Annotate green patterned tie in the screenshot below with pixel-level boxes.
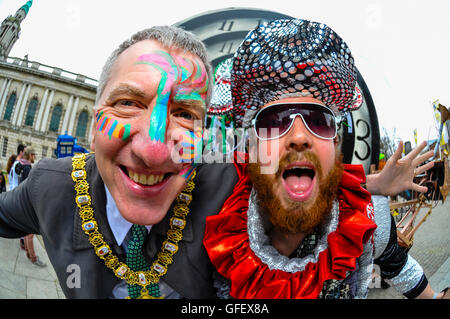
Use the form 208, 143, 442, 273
126, 224, 160, 298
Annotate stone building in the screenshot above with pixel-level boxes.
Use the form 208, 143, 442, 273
0, 1, 96, 170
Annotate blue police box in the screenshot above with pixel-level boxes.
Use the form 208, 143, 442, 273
55, 133, 89, 158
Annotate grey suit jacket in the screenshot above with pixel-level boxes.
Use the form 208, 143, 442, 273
0, 154, 238, 298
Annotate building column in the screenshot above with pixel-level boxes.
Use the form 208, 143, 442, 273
67, 96, 79, 135
0, 78, 8, 102
39, 89, 54, 132
34, 88, 49, 131
0, 78, 11, 118
61, 95, 74, 133
11, 81, 27, 125
15, 83, 31, 126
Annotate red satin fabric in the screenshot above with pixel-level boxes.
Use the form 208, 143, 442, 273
203, 163, 377, 299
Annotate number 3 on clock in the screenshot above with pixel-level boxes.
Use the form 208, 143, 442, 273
355, 119, 371, 161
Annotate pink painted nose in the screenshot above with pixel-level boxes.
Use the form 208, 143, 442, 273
133, 136, 173, 167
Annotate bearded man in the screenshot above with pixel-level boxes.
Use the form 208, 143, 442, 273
203, 19, 447, 299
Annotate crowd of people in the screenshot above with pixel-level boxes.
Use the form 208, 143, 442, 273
0, 18, 447, 300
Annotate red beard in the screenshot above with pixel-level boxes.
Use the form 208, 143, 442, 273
247, 150, 343, 234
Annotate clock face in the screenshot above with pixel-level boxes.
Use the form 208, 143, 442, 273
340, 72, 380, 173
175, 8, 380, 173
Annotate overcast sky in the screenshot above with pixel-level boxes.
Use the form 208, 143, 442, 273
1, 0, 449, 144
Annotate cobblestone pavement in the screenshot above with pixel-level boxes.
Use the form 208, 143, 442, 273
368, 198, 450, 298
0, 198, 447, 299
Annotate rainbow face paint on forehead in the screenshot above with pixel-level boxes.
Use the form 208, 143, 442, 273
172, 56, 208, 103
96, 111, 131, 141
136, 50, 208, 143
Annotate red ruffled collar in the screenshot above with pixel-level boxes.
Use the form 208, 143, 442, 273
203, 163, 377, 299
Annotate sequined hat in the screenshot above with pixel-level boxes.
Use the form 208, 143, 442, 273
208, 58, 233, 115
230, 19, 363, 128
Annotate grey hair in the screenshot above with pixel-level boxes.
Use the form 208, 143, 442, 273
95, 25, 212, 107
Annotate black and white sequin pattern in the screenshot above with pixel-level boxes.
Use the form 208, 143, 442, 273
208, 58, 233, 115
230, 19, 362, 128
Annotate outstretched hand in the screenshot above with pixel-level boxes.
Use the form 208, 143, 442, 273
366, 141, 435, 196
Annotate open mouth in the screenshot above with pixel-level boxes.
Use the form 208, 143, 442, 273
120, 165, 173, 187
282, 165, 316, 200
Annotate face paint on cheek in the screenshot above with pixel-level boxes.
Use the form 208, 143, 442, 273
178, 130, 195, 163
175, 128, 202, 180
95, 111, 131, 141
177, 129, 203, 163
179, 164, 196, 180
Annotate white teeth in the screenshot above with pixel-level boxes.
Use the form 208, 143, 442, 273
128, 169, 164, 186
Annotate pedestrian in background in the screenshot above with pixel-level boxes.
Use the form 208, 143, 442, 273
6, 150, 23, 249
15, 147, 46, 267
8, 144, 25, 191
6, 154, 16, 178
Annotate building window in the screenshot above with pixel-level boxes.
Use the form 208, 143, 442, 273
3, 92, 16, 121
75, 110, 88, 138
2, 137, 8, 157
24, 98, 38, 126
49, 104, 62, 132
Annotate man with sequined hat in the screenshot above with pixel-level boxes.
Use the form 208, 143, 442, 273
203, 18, 448, 299
0, 25, 238, 299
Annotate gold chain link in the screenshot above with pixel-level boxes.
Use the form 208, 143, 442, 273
72, 153, 195, 288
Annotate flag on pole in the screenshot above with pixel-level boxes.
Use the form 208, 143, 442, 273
413, 128, 418, 146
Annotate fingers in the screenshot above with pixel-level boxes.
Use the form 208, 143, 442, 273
406, 140, 428, 160
413, 150, 435, 167
414, 160, 435, 175
390, 140, 404, 162
412, 183, 429, 193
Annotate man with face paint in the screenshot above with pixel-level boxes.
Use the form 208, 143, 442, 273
0, 25, 239, 299
203, 19, 448, 299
